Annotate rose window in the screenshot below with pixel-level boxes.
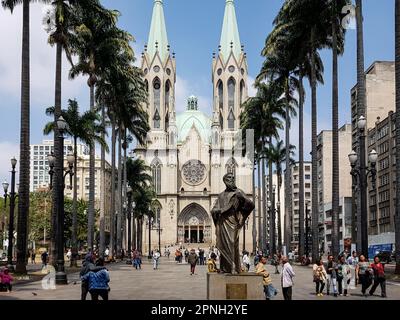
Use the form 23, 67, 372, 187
182, 160, 206, 185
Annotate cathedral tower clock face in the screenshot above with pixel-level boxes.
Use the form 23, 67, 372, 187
182, 160, 207, 185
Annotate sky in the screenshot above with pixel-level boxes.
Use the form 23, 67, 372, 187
0, 0, 396, 184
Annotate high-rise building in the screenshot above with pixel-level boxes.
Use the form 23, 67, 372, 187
366, 111, 396, 254
289, 161, 312, 251
30, 140, 88, 192
30, 140, 112, 233
317, 124, 353, 253
351, 61, 395, 248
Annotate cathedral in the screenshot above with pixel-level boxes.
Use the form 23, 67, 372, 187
136, 0, 254, 250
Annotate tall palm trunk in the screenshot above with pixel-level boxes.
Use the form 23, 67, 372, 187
116, 128, 123, 257
257, 158, 262, 251
132, 216, 136, 250
298, 74, 305, 259
70, 136, 78, 267
331, 6, 340, 260
122, 130, 128, 251
310, 29, 319, 263
261, 145, 267, 252
284, 78, 292, 254
268, 139, 274, 254
110, 117, 116, 258
355, 0, 366, 250
15, 0, 30, 274
50, 39, 62, 268
394, 0, 400, 275
99, 105, 106, 258
252, 163, 257, 254
87, 84, 95, 250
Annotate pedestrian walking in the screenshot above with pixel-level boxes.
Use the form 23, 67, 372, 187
80, 258, 110, 301
356, 254, 373, 297
337, 255, 351, 296
281, 256, 295, 300
242, 251, 250, 272
346, 251, 359, 288
41, 250, 48, 269
184, 249, 189, 263
288, 251, 294, 264
313, 259, 327, 297
325, 255, 338, 296
256, 256, 278, 300
153, 250, 161, 270
188, 249, 199, 275
79, 253, 106, 300
66, 248, 72, 262
31, 250, 36, 264
369, 256, 387, 298
0, 268, 13, 293
273, 254, 280, 274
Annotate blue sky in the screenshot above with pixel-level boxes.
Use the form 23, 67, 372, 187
0, 0, 395, 181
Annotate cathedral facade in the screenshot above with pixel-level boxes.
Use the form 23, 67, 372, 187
135, 0, 254, 250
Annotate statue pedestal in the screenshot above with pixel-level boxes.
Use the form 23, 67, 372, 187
207, 273, 264, 300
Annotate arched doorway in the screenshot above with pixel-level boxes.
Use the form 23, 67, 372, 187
178, 204, 211, 244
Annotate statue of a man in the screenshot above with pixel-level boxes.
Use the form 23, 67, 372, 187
211, 173, 255, 273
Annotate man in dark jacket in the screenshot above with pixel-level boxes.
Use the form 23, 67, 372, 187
188, 249, 199, 275
80, 253, 105, 300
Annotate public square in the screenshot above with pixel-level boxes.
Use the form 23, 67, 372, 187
1, 256, 399, 301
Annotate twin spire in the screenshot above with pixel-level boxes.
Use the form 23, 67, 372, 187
146, 0, 242, 63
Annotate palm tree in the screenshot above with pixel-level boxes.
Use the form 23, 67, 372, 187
126, 158, 152, 250
2, 0, 51, 273
43, 99, 108, 266
69, 2, 124, 250
241, 82, 290, 252
257, 53, 298, 254
43, 0, 77, 267
267, 140, 296, 252
395, 0, 400, 275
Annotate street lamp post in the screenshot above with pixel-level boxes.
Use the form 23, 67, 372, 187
270, 184, 276, 255
4, 158, 18, 271
277, 201, 281, 252
305, 201, 310, 258
267, 200, 271, 255
49, 116, 74, 284
2, 181, 9, 253
148, 215, 153, 259
158, 218, 161, 253
348, 115, 377, 258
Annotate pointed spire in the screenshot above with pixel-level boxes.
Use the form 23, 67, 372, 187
147, 0, 169, 62
219, 0, 242, 63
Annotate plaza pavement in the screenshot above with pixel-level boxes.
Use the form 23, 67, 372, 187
1, 257, 400, 300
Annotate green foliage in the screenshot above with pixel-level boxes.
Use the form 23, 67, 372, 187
28, 191, 51, 243
63, 197, 92, 243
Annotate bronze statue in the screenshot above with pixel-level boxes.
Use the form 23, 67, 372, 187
211, 173, 255, 273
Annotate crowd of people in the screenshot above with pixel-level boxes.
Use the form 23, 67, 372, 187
312, 251, 387, 298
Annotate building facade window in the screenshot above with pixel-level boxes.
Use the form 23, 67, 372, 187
153, 78, 161, 128
151, 159, 162, 195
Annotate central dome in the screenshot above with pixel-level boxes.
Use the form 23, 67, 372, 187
176, 96, 212, 144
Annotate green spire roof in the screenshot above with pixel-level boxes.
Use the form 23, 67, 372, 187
219, 0, 242, 63
147, 0, 169, 62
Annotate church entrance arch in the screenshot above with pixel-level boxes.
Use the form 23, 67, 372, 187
177, 203, 211, 244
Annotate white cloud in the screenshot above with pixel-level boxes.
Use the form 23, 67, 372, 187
0, 142, 20, 184
0, 4, 91, 110
247, 75, 257, 97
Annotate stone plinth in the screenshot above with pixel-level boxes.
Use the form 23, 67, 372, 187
207, 272, 264, 300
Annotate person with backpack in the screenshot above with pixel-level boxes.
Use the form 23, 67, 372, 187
313, 258, 327, 297
337, 255, 351, 296
281, 256, 295, 300
0, 268, 13, 293
41, 250, 48, 269
369, 256, 387, 298
242, 251, 250, 272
